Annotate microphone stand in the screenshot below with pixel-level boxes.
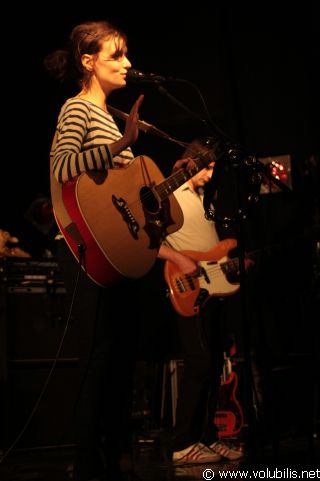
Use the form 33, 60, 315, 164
204, 149, 293, 466
157, 83, 261, 461
157, 85, 213, 132
108, 104, 189, 149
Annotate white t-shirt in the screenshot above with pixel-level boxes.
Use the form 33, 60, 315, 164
165, 183, 219, 252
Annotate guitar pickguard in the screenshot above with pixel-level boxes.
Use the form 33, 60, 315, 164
194, 288, 209, 311
142, 195, 176, 249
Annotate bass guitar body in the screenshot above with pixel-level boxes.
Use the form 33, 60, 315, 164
164, 239, 240, 317
214, 355, 244, 438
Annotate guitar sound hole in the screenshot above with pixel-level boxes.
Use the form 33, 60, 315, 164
140, 186, 160, 214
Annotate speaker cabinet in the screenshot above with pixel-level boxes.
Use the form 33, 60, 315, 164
5, 290, 77, 361
0, 286, 84, 450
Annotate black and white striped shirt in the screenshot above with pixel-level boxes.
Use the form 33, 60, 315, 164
52, 98, 134, 183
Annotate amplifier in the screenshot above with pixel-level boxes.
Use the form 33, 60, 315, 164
0, 256, 66, 293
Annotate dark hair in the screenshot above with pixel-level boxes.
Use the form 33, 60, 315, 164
44, 20, 127, 88
184, 137, 217, 163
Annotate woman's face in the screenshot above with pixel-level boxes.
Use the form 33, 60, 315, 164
85, 37, 132, 91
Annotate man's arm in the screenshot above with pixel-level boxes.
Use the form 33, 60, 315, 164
158, 244, 198, 275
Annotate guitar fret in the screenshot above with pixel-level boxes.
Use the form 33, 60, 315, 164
229, 259, 239, 271
156, 158, 208, 201
163, 185, 172, 196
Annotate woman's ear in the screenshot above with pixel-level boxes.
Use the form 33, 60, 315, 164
81, 54, 94, 72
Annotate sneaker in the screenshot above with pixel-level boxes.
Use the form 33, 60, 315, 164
173, 442, 221, 465
209, 441, 244, 461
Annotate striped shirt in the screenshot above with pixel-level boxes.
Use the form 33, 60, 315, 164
52, 98, 134, 183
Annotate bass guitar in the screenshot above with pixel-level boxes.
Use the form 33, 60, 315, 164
164, 239, 243, 317
56, 153, 214, 287
214, 353, 244, 438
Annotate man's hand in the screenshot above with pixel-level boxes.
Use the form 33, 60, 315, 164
172, 157, 197, 174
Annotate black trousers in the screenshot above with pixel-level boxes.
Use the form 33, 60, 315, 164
56, 240, 141, 480
171, 298, 226, 451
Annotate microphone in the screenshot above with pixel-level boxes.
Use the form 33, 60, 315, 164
126, 69, 182, 83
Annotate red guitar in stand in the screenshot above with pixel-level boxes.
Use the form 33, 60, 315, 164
213, 350, 244, 438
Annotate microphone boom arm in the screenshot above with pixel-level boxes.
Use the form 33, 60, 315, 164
108, 105, 188, 148
157, 85, 213, 132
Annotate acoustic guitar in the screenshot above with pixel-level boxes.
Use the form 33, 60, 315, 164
56, 154, 214, 287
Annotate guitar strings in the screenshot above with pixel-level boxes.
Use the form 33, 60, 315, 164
126, 145, 217, 208
95, 148, 218, 255
89, 143, 227, 260
173, 266, 238, 291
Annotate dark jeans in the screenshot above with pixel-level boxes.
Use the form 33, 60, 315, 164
56, 240, 141, 480
172, 298, 226, 451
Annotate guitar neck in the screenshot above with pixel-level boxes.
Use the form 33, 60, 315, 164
155, 141, 224, 201
221, 258, 239, 274
220, 246, 261, 275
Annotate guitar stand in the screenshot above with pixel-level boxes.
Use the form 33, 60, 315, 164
160, 359, 180, 427
237, 230, 260, 463
160, 359, 189, 429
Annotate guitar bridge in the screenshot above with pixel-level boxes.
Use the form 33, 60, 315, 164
112, 195, 139, 239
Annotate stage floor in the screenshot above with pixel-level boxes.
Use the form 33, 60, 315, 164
0, 429, 319, 480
